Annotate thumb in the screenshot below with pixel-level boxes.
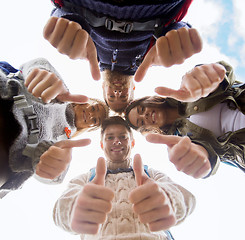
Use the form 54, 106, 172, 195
57, 92, 89, 104
133, 154, 149, 186
55, 138, 91, 149
134, 46, 155, 82
87, 37, 101, 81
92, 157, 107, 186
155, 86, 191, 101
145, 133, 180, 147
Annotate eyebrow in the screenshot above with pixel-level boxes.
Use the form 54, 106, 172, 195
105, 131, 127, 136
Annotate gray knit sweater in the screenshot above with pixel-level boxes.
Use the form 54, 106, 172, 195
0, 58, 76, 197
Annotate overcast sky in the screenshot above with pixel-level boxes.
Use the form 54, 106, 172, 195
0, 1, 244, 240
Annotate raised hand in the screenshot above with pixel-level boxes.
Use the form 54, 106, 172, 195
155, 63, 226, 102
129, 154, 176, 231
135, 28, 202, 82
25, 68, 88, 103
43, 17, 100, 80
70, 157, 114, 234
146, 133, 211, 178
36, 138, 91, 179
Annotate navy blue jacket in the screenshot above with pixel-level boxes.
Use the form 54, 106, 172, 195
51, 0, 192, 75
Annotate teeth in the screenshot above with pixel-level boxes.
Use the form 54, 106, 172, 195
152, 112, 155, 123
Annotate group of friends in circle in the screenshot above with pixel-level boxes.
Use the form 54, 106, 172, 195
0, 0, 244, 239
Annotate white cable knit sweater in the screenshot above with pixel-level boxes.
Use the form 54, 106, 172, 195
53, 160, 195, 239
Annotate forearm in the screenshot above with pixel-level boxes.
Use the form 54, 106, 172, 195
53, 173, 89, 233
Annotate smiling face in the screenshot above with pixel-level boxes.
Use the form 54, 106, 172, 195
128, 105, 167, 129
102, 70, 134, 112
101, 124, 133, 163
74, 103, 107, 129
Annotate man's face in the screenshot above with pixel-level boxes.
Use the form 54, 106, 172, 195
102, 76, 134, 112
101, 124, 133, 162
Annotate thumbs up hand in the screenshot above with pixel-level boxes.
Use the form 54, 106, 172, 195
129, 154, 176, 231
36, 138, 91, 179
25, 68, 88, 104
146, 133, 211, 179
43, 17, 100, 81
70, 157, 114, 235
134, 28, 202, 82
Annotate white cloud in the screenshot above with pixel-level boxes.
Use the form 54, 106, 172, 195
232, 0, 245, 66
184, 0, 224, 41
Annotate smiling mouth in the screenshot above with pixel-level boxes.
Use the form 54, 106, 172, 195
151, 111, 156, 124
111, 147, 124, 152
83, 111, 87, 122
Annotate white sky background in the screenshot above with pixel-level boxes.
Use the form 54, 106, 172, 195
0, 1, 244, 240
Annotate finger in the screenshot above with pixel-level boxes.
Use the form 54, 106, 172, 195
212, 63, 226, 80
43, 16, 59, 40
181, 74, 202, 100
148, 215, 176, 232
25, 68, 39, 87
57, 21, 82, 55
69, 28, 89, 59
87, 37, 100, 81
83, 183, 114, 201
168, 136, 192, 165
56, 92, 89, 103
74, 209, 107, 224
46, 17, 69, 48
138, 205, 171, 224
55, 139, 91, 149
193, 160, 211, 179
134, 46, 155, 82
26, 70, 49, 93
145, 133, 180, 146
129, 179, 156, 204
133, 191, 167, 214
71, 220, 100, 235
40, 146, 71, 163
189, 28, 203, 53
155, 86, 191, 101
32, 75, 62, 102
92, 157, 107, 186
177, 27, 195, 59
133, 154, 149, 186
36, 158, 68, 179
165, 30, 185, 65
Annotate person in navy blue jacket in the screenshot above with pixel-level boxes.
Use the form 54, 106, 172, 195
44, 0, 202, 113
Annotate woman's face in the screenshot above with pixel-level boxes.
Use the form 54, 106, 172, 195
74, 103, 106, 129
128, 104, 166, 129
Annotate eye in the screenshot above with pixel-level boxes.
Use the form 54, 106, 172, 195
106, 136, 114, 140
120, 135, 128, 140
140, 119, 144, 126
92, 118, 97, 125
91, 106, 95, 112
141, 106, 145, 113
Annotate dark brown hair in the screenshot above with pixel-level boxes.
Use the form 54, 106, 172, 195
125, 96, 173, 133
101, 116, 132, 138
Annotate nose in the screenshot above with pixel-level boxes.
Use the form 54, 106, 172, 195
113, 137, 121, 145
114, 90, 122, 97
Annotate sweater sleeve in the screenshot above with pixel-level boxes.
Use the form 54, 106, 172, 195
53, 172, 91, 235
148, 168, 196, 225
